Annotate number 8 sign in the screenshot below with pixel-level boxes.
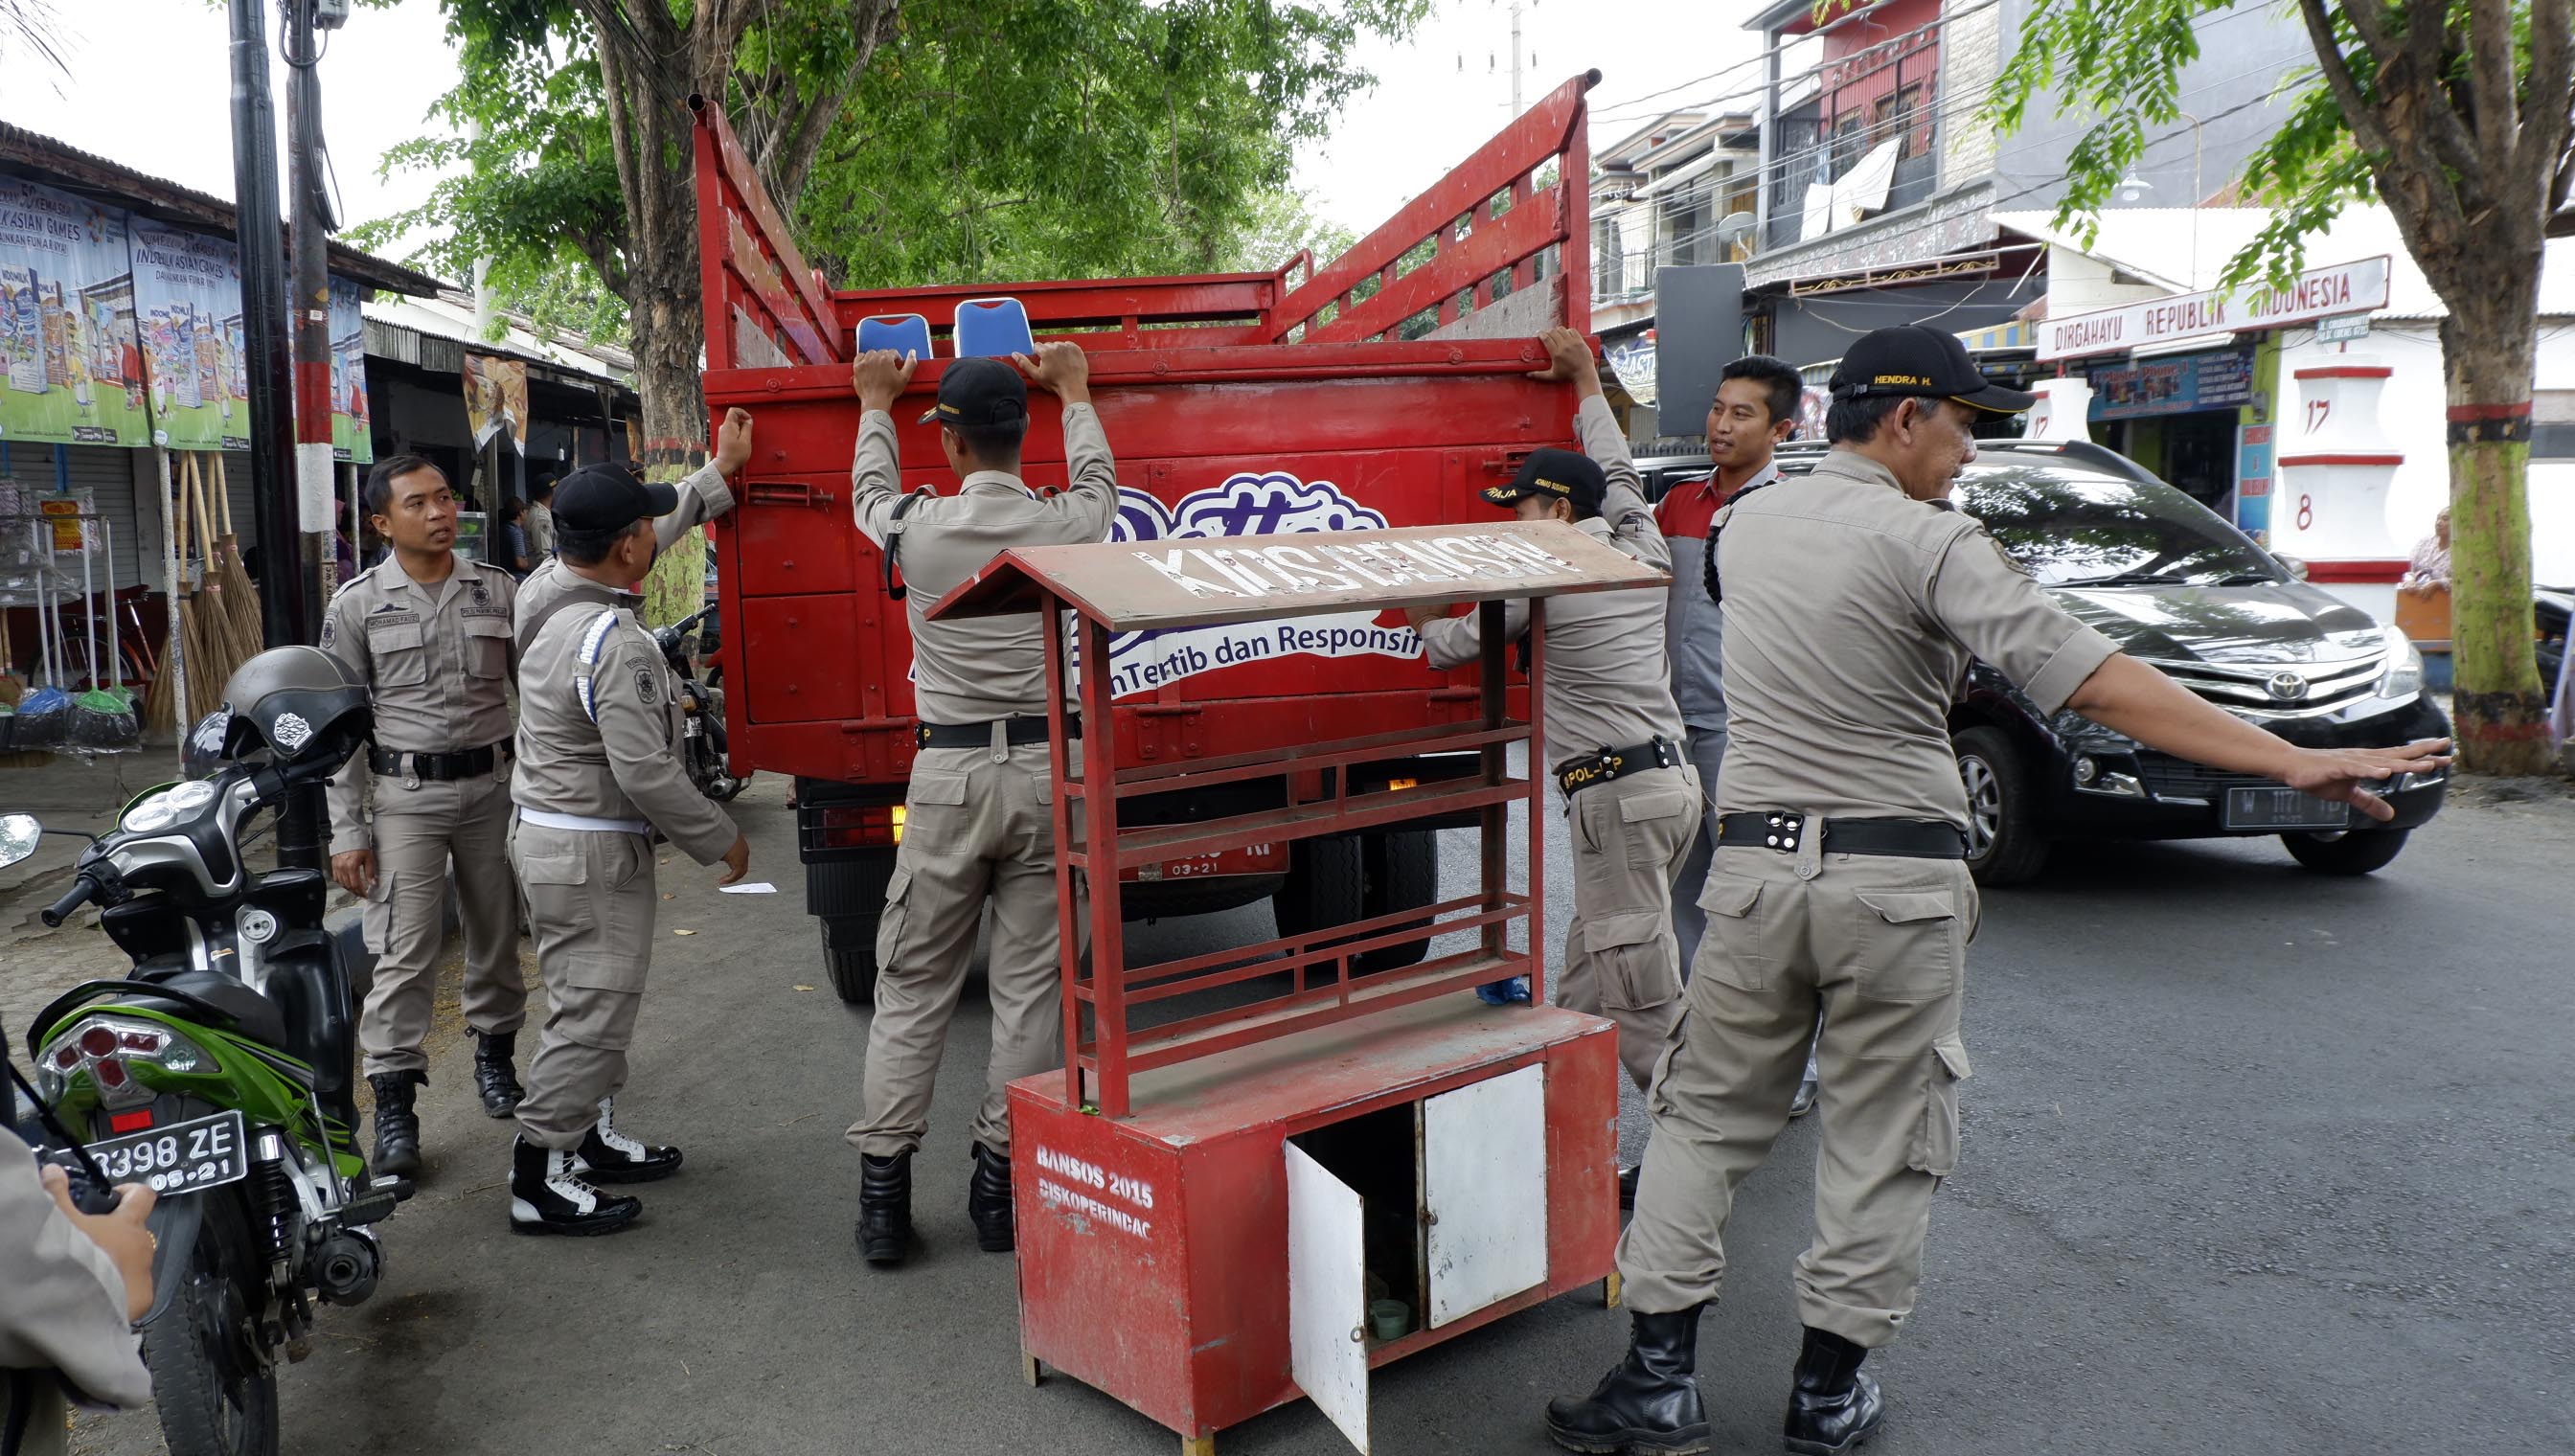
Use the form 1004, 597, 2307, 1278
2295, 494, 2315, 531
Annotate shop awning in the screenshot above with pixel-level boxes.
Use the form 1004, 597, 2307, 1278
1957, 320, 2035, 353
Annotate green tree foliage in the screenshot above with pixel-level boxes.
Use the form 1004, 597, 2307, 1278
1993, 1, 2575, 773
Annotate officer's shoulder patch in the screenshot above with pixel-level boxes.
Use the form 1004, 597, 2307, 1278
633, 664, 661, 705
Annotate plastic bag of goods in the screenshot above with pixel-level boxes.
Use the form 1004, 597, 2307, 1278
65, 686, 139, 751
11, 685, 68, 749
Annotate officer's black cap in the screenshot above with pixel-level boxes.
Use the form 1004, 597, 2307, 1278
1828, 324, 2038, 414
551, 463, 679, 534
1482, 447, 1607, 518
918, 356, 1030, 429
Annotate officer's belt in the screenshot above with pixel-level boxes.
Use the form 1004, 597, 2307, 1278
370, 741, 507, 781
1717, 811, 1967, 860
518, 808, 651, 835
916, 715, 1080, 750
1554, 737, 1679, 796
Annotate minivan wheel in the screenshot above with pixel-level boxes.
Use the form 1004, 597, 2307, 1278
1953, 726, 2049, 886
2282, 827, 2410, 876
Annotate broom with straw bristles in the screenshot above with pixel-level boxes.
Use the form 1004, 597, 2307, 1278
182, 455, 243, 694
208, 455, 264, 669
141, 458, 185, 738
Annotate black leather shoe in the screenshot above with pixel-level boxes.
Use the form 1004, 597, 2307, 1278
858, 1151, 915, 1266
1544, 1306, 1712, 1454
968, 1143, 1014, 1253
1782, 1328, 1885, 1455
509, 1136, 642, 1236
1618, 1164, 1640, 1211
472, 1031, 525, 1118
367, 1071, 425, 1179
572, 1098, 682, 1184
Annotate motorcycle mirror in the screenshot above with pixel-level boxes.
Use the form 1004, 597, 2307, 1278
0, 814, 39, 869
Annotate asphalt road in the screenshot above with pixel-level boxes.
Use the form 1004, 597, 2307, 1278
56, 773, 2575, 1456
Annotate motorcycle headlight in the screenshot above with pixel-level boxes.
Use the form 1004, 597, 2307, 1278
2378, 626, 2424, 700
121, 778, 220, 835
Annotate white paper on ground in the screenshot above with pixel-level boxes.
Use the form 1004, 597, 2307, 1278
718, 882, 780, 895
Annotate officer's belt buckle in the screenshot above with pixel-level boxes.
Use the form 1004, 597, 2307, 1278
1760, 810, 1806, 853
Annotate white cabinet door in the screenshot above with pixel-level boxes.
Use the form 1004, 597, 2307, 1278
1422, 1063, 1548, 1328
1287, 1143, 1370, 1454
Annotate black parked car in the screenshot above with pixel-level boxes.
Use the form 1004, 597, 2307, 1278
1771, 440, 2451, 884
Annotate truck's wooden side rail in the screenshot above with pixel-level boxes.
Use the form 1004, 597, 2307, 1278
690, 93, 845, 373
1269, 70, 1598, 347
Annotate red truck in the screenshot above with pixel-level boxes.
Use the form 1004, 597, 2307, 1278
691, 73, 1605, 1002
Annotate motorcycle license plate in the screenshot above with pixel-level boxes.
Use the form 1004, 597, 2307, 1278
46, 1110, 249, 1195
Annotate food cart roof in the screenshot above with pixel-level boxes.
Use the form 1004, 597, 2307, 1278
926, 520, 1666, 633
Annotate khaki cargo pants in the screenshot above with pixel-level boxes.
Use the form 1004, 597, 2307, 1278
1619, 841, 1976, 1350
357, 767, 526, 1077
846, 739, 1081, 1160
510, 818, 660, 1149
1554, 763, 1700, 1091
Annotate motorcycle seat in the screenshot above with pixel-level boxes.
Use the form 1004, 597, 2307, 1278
129, 966, 290, 1048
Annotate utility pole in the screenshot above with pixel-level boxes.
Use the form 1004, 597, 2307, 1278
285, 0, 334, 613
1510, 1, 1523, 114
225, 0, 323, 872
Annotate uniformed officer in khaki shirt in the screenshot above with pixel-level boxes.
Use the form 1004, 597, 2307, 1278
514, 422, 745, 656
1407, 327, 1698, 1172
322, 455, 528, 1182
1546, 325, 2450, 1456
841, 342, 1118, 1268
505, 464, 752, 1237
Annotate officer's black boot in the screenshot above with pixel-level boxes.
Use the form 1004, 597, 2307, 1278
857, 1151, 914, 1266
573, 1097, 683, 1184
1543, 1306, 1713, 1454
508, 1135, 642, 1237
968, 1143, 1014, 1253
367, 1071, 425, 1179
471, 1031, 525, 1118
1781, 1327, 1885, 1455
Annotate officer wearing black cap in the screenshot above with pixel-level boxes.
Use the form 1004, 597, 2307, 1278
514, 408, 752, 655
841, 341, 1119, 1268
1547, 323, 2449, 1454
1407, 326, 1698, 1125
503, 461, 753, 1236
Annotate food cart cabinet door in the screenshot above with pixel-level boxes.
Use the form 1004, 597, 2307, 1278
1423, 1063, 1549, 1328
1287, 1143, 1371, 1454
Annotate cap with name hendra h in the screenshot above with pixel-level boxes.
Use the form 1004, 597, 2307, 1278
1481, 446, 1607, 519
918, 356, 1031, 428
1829, 324, 2038, 414
551, 463, 680, 535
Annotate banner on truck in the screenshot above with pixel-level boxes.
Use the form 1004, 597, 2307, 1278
0, 178, 149, 447
127, 218, 249, 451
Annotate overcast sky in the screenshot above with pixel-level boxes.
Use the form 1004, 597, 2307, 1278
1, 0, 1763, 282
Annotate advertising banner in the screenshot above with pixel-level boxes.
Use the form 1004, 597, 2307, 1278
0, 178, 149, 447
127, 218, 248, 451
463, 351, 527, 453
330, 276, 372, 463
2081, 347, 2257, 421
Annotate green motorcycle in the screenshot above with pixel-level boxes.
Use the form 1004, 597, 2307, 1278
3, 647, 400, 1456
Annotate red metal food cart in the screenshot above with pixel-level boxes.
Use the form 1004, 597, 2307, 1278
926, 521, 1658, 1454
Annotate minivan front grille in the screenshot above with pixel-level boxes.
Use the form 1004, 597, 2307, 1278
2134, 754, 2283, 805
2141, 651, 2384, 718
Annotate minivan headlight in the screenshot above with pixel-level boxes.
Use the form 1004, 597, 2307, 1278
2379, 626, 2424, 699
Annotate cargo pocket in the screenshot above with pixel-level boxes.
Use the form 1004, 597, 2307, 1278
465, 615, 511, 678
360, 869, 399, 954
1907, 1035, 1971, 1180
1617, 786, 1697, 872
516, 851, 588, 930
558, 952, 649, 1051
875, 868, 915, 967
904, 768, 971, 853
1694, 875, 1766, 990
1581, 911, 1679, 1012
1851, 889, 1963, 1003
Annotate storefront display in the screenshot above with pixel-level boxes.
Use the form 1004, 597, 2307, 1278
0, 178, 148, 446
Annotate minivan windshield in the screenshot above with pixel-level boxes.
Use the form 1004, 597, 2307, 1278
1955, 466, 2283, 589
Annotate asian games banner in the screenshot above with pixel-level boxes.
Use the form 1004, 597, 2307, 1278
330, 276, 372, 463
127, 218, 249, 452
0, 177, 149, 447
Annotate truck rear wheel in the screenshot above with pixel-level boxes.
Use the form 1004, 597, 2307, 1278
1358, 830, 1438, 971
1272, 831, 1440, 974
822, 916, 882, 1005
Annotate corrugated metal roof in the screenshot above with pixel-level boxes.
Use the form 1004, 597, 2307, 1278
0, 121, 446, 297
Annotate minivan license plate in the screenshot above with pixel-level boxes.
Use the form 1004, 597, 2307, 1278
2223, 786, 2351, 831
46, 1110, 249, 1195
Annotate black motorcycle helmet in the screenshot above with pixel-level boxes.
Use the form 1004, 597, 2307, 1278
217, 646, 372, 769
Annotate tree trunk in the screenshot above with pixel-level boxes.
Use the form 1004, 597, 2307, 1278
2437, 287, 2551, 776
633, 262, 712, 626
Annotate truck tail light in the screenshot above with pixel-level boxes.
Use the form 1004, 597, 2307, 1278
812, 804, 905, 849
